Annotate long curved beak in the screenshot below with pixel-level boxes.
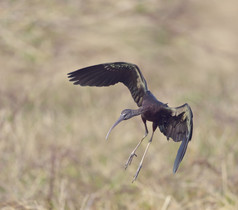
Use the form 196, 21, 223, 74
106, 115, 124, 140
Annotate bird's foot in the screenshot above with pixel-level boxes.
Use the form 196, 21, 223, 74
125, 152, 137, 170
132, 164, 142, 183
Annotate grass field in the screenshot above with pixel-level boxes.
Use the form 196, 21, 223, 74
1, 0, 238, 209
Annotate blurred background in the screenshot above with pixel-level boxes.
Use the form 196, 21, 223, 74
1, 0, 238, 209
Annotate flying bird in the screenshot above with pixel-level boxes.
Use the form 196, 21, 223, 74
68, 62, 193, 182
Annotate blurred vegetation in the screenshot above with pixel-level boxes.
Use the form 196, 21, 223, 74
0, 0, 238, 209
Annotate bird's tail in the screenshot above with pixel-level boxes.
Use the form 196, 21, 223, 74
173, 139, 188, 173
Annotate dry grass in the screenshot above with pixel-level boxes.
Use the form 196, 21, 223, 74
1, 0, 238, 209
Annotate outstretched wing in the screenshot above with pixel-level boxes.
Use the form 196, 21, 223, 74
159, 103, 193, 173
68, 62, 148, 107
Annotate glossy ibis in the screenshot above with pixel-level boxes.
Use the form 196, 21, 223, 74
68, 62, 193, 182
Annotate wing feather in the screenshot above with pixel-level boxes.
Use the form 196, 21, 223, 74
68, 62, 148, 106
159, 103, 193, 173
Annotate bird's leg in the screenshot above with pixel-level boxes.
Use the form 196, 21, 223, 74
132, 132, 154, 182
125, 118, 148, 169
132, 122, 157, 183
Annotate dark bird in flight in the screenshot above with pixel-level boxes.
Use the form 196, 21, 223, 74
68, 62, 193, 182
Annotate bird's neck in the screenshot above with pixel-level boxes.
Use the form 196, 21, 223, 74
131, 108, 144, 117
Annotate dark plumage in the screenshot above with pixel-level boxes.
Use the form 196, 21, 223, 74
69, 62, 147, 106
68, 62, 193, 182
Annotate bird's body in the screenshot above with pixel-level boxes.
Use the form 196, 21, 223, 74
141, 91, 167, 122
68, 62, 193, 182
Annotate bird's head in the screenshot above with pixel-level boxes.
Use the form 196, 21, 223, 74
120, 109, 133, 120
106, 109, 134, 140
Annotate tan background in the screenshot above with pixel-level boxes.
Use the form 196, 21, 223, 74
1, 0, 238, 209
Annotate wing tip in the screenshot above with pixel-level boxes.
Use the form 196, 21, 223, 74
67, 72, 77, 80
173, 140, 188, 174
173, 166, 178, 174
173, 157, 180, 174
